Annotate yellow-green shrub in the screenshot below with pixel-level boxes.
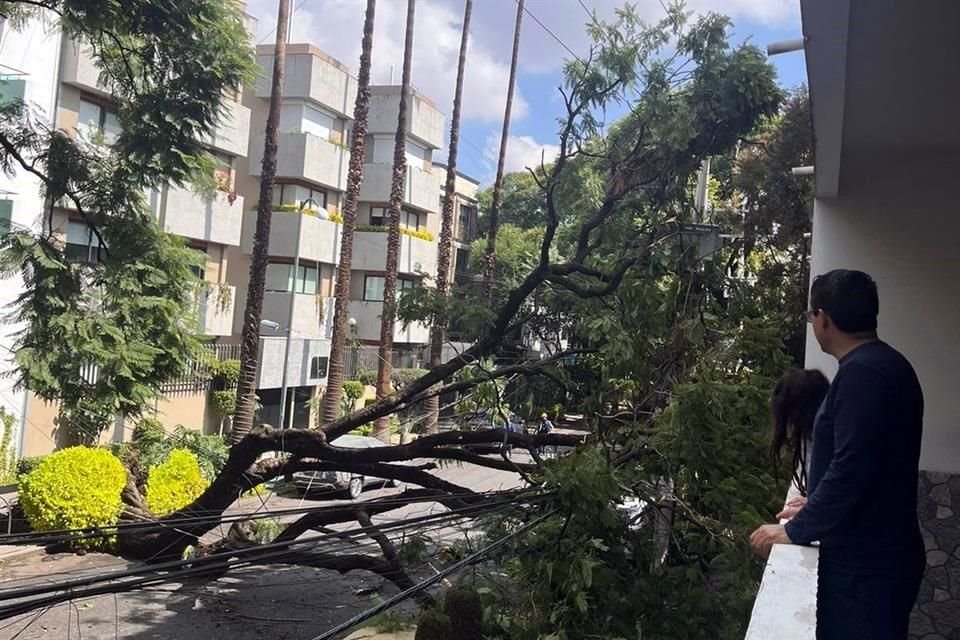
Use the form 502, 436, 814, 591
19, 446, 127, 550
145, 449, 209, 516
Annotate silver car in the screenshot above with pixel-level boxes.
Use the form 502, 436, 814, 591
292, 434, 398, 499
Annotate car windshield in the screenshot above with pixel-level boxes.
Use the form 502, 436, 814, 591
330, 435, 382, 449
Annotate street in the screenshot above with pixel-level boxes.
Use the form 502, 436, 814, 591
0, 454, 529, 640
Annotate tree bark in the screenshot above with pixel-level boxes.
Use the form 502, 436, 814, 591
425, 0, 472, 435
373, 0, 415, 442
322, 0, 377, 425
481, 0, 524, 303
231, 0, 290, 444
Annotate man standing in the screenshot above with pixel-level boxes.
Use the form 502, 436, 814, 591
750, 270, 925, 640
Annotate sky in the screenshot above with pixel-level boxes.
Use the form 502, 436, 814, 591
244, 0, 807, 186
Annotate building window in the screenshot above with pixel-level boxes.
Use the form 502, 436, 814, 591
369, 207, 420, 230
65, 220, 105, 263
265, 262, 318, 294
77, 98, 120, 143
273, 184, 327, 210
310, 356, 329, 380
363, 275, 415, 302
0, 199, 11, 235
457, 204, 476, 242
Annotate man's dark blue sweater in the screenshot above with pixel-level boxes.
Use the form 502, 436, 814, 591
785, 340, 925, 575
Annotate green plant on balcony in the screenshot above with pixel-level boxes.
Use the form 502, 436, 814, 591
328, 211, 344, 224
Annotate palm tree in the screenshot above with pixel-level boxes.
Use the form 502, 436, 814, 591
231, 0, 291, 444
424, 0, 472, 434
321, 0, 377, 425
373, 0, 415, 442
482, 0, 524, 302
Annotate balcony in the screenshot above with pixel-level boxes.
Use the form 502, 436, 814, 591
197, 284, 235, 337
255, 45, 356, 118
249, 132, 348, 191
160, 187, 244, 247
240, 209, 341, 265
348, 300, 431, 345
260, 292, 333, 340
745, 486, 817, 640
351, 229, 437, 276
367, 86, 445, 149
359, 163, 441, 213
60, 41, 108, 96
256, 335, 331, 390
204, 100, 251, 158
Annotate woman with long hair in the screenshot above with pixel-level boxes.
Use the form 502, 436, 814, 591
770, 368, 830, 497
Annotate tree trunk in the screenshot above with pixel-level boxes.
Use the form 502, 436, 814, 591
481, 0, 524, 303
425, 0, 472, 435
231, 0, 290, 444
321, 0, 377, 426
373, 0, 415, 443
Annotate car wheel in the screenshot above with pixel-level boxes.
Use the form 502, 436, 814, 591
347, 477, 363, 499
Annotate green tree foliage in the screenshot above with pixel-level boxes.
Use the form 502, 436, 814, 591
0, 0, 256, 443
341, 380, 365, 417
145, 449, 210, 516
476, 169, 549, 233
19, 446, 126, 550
468, 224, 545, 291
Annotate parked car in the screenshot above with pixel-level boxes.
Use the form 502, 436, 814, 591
292, 434, 398, 499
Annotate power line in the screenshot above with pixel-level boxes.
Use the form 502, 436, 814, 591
518, 0, 582, 62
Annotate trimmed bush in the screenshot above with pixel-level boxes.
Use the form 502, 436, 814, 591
19, 446, 127, 550
145, 449, 210, 516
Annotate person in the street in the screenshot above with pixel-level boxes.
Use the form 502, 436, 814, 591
502, 412, 517, 457
749, 269, 925, 640
535, 412, 554, 457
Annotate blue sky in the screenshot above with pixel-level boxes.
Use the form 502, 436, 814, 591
247, 0, 806, 186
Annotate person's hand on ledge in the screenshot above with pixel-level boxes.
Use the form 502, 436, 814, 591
749, 524, 792, 559
776, 495, 807, 521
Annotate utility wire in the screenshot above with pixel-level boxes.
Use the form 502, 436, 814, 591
309, 507, 560, 640
518, 0, 582, 62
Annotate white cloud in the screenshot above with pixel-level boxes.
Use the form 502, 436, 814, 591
245, 0, 529, 129
484, 133, 560, 176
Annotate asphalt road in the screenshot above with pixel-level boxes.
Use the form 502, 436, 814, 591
0, 453, 531, 640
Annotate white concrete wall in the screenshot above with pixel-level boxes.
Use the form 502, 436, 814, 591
359, 163, 441, 213
805, 150, 960, 473
59, 40, 108, 96
240, 210, 341, 264
348, 300, 431, 344
256, 335, 331, 389
258, 292, 330, 339
159, 187, 244, 246
0, 15, 62, 455
249, 132, 348, 192
197, 284, 235, 336
205, 100, 251, 158
256, 50, 356, 118
352, 230, 438, 276
367, 87, 444, 149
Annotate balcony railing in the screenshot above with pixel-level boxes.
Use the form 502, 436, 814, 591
249, 132, 349, 191
161, 187, 244, 247
744, 485, 818, 639
241, 209, 342, 264
197, 284, 236, 337
351, 228, 438, 276
359, 163, 442, 213
348, 300, 431, 344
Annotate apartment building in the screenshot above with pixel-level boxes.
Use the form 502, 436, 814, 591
432, 162, 480, 287
230, 43, 447, 427
0, 17, 62, 456
11, 12, 258, 455
5, 28, 453, 451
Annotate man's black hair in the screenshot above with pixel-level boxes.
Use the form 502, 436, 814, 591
810, 269, 879, 333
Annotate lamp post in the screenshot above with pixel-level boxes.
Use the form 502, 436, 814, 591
278, 197, 323, 431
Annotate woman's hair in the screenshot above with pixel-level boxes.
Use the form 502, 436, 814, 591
770, 369, 830, 496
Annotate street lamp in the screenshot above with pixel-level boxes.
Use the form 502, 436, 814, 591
277, 197, 325, 431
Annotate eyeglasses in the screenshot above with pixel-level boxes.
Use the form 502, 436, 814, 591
804, 309, 819, 323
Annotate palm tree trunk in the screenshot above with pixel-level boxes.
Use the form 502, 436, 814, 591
321, 0, 377, 426
482, 0, 524, 302
231, 0, 291, 444
372, 0, 415, 443
424, 0, 472, 435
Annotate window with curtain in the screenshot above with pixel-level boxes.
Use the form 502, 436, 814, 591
77, 98, 120, 144
265, 263, 318, 293
272, 184, 327, 210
